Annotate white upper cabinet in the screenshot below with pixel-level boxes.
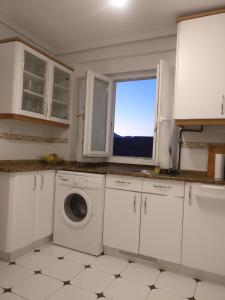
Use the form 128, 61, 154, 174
83, 71, 114, 156
0, 39, 73, 126
174, 13, 225, 121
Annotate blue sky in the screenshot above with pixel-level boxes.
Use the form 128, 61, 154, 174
114, 78, 157, 137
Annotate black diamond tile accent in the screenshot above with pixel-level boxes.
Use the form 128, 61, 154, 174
114, 274, 121, 279
9, 261, 16, 265
63, 280, 71, 286
194, 278, 201, 283
34, 270, 42, 275
58, 256, 64, 260
128, 260, 134, 264
3, 288, 12, 293
96, 292, 105, 298
101, 252, 105, 256
34, 249, 40, 252
188, 297, 196, 300
149, 285, 157, 290
84, 264, 91, 269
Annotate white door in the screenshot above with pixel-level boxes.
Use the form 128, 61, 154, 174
35, 171, 55, 241
139, 193, 183, 264
48, 62, 72, 124
103, 189, 141, 253
10, 173, 37, 252
174, 13, 225, 119
19, 44, 50, 119
83, 71, 114, 156
182, 183, 225, 276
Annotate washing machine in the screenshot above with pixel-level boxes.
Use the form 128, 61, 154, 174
53, 171, 105, 256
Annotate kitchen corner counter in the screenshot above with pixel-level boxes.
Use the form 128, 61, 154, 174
0, 160, 224, 185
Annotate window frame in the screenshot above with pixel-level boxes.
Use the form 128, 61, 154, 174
107, 69, 160, 166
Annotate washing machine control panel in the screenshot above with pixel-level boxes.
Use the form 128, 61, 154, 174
73, 176, 102, 190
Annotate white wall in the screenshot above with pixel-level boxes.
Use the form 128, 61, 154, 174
0, 22, 73, 160
59, 33, 225, 171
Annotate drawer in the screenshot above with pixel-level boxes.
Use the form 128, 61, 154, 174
106, 175, 142, 192
142, 179, 184, 197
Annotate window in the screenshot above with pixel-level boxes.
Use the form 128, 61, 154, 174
113, 78, 157, 159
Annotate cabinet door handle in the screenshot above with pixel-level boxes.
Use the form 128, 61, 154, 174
40, 173, 44, 189
144, 197, 147, 214
221, 95, 225, 115
133, 195, 136, 213
115, 180, 131, 185
33, 174, 37, 191
189, 185, 192, 206
153, 185, 172, 190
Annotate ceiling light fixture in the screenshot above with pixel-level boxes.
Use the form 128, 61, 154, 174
110, 0, 127, 8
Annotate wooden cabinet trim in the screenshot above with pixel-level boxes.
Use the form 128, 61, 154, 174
0, 113, 69, 128
0, 37, 74, 71
175, 119, 225, 126
177, 7, 225, 23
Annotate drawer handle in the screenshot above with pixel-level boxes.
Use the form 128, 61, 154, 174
60, 178, 69, 182
115, 180, 131, 185
153, 185, 172, 189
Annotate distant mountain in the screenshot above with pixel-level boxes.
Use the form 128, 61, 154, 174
113, 134, 153, 158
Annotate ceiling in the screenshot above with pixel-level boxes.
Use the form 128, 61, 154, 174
0, 0, 224, 54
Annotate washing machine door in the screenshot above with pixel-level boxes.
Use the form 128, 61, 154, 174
61, 188, 93, 228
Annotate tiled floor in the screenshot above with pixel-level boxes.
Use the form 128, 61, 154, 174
0, 244, 224, 300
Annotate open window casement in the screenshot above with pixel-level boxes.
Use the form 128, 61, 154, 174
156, 60, 178, 169
83, 70, 114, 157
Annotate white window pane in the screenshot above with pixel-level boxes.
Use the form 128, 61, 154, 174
91, 79, 109, 151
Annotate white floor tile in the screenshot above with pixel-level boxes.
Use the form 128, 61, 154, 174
91, 255, 129, 275
147, 289, 188, 300
17, 252, 57, 271
0, 261, 8, 271
155, 271, 196, 298
40, 244, 72, 258
42, 259, 84, 281
13, 274, 62, 300
105, 278, 150, 300
48, 285, 97, 300
0, 265, 33, 289
65, 251, 97, 266
0, 294, 25, 300
121, 263, 160, 286
195, 281, 225, 300
71, 268, 114, 293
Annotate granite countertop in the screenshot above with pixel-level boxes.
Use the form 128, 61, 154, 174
0, 160, 224, 185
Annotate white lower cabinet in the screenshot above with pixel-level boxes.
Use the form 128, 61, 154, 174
35, 171, 55, 241
103, 175, 184, 264
139, 193, 183, 264
0, 171, 55, 258
103, 188, 141, 253
182, 183, 225, 276
10, 173, 36, 252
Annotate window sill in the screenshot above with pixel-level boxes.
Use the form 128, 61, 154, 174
106, 156, 158, 166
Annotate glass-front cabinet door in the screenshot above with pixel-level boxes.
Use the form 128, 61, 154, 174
20, 47, 48, 117
50, 64, 71, 122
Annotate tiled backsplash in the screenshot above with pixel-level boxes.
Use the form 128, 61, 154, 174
0, 132, 68, 143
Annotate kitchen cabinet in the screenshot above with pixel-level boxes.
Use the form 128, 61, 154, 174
103, 175, 142, 253
139, 179, 184, 264
0, 38, 73, 127
35, 171, 55, 242
0, 171, 55, 259
182, 183, 225, 276
174, 12, 225, 123
10, 173, 36, 252
103, 175, 184, 263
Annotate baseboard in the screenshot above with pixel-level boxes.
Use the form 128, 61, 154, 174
103, 246, 225, 286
